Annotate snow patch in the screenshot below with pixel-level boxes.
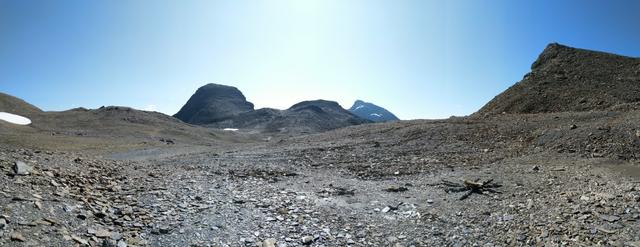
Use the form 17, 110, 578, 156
370, 113, 382, 117
354, 105, 365, 110
223, 128, 239, 131
0, 112, 31, 125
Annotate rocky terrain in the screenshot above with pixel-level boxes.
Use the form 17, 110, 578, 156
0, 43, 639, 247
477, 43, 640, 116
348, 100, 399, 122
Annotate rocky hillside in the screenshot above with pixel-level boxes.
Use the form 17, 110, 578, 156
349, 100, 399, 122
0, 93, 243, 152
476, 43, 640, 116
174, 83, 254, 124
0, 92, 42, 117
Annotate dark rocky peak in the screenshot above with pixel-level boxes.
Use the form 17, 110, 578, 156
174, 83, 254, 124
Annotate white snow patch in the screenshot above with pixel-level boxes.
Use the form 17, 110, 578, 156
0, 112, 31, 125
370, 113, 382, 117
223, 128, 239, 131
354, 105, 365, 110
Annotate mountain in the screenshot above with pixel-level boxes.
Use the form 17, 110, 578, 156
475, 43, 640, 116
348, 100, 399, 122
209, 100, 371, 134
174, 83, 254, 124
174, 83, 371, 134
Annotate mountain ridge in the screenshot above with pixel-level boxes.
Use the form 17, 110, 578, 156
475, 43, 640, 116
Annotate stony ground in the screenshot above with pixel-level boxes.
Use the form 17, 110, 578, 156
1, 111, 640, 247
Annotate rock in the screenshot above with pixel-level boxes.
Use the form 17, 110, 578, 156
0, 218, 6, 229
569, 124, 577, 129
101, 239, 117, 247
110, 232, 122, 240
385, 186, 408, 192
95, 228, 112, 238
532, 165, 540, 172
77, 213, 87, 220
72, 235, 89, 245
301, 236, 314, 245
626, 241, 640, 247
117, 240, 127, 247
13, 161, 32, 175
10, 232, 26, 242
262, 238, 277, 247
382, 207, 391, 213
159, 225, 171, 234
598, 214, 620, 222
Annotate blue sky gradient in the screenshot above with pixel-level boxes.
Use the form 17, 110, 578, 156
1, 0, 639, 119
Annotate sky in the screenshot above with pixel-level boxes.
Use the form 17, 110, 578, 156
1, 0, 639, 119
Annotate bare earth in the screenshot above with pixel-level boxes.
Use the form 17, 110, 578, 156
1, 108, 639, 247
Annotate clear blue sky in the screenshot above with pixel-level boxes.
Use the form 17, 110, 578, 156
1, 0, 639, 119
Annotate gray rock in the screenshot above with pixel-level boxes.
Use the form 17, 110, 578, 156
599, 214, 620, 222
117, 240, 127, 247
301, 236, 314, 245
262, 238, 277, 247
13, 161, 32, 175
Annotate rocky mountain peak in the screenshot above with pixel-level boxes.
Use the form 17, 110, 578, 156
174, 83, 254, 124
349, 100, 399, 122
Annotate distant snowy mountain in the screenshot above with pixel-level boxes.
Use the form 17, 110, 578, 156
348, 100, 399, 122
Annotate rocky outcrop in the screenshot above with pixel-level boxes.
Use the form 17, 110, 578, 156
174, 84, 254, 124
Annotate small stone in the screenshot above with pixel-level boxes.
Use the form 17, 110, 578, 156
599, 214, 620, 222
301, 236, 314, 245
382, 206, 391, 213
71, 235, 89, 245
13, 161, 32, 175
532, 166, 540, 172
426, 199, 434, 204
117, 240, 128, 247
625, 241, 640, 247
384, 186, 408, 192
501, 215, 514, 221
101, 239, 117, 247
95, 229, 111, 238
10, 232, 26, 242
263, 238, 277, 247
0, 218, 6, 229
110, 232, 123, 241
569, 124, 577, 129
159, 226, 171, 234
